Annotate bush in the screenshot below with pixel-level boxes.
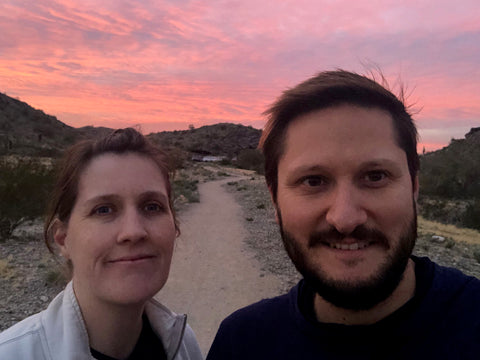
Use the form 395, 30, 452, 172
172, 177, 199, 203
236, 149, 265, 174
0, 159, 55, 239
473, 249, 480, 264
462, 200, 480, 231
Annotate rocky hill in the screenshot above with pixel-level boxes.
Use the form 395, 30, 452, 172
0, 93, 75, 156
0, 92, 261, 158
419, 127, 480, 230
148, 123, 261, 158
420, 127, 480, 199
0, 92, 113, 156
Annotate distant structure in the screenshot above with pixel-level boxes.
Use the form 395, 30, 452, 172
191, 154, 226, 162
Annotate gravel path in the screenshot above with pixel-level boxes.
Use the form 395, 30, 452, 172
156, 176, 281, 355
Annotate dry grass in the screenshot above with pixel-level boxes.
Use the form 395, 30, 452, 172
418, 216, 480, 245
0, 259, 15, 279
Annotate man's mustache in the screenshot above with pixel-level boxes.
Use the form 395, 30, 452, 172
308, 226, 389, 248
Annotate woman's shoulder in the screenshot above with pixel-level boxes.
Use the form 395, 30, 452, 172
0, 311, 46, 358
0, 311, 43, 341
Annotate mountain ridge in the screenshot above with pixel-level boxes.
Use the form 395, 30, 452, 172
0, 92, 261, 158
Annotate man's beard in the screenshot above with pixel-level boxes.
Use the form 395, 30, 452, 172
278, 206, 417, 311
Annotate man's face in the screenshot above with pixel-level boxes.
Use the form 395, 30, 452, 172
274, 104, 418, 310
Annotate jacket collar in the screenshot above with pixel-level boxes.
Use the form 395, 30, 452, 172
41, 282, 187, 360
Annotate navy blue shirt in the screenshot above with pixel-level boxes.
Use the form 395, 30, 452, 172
207, 257, 480, 359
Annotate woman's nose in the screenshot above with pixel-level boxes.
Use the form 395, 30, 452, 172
117, 210, 148, 243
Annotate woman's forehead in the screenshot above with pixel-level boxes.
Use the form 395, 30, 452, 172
76, 153, 168, 201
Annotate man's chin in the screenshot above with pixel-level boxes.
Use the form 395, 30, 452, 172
304, 267, 407, 311
283, 227, 416, 311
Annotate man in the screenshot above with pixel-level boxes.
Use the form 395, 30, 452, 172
207, 70, 480, 359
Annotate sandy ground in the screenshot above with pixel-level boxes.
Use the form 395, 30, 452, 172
155, 176, 282, 355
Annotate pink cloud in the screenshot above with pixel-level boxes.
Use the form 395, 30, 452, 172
0, 0, 479, 151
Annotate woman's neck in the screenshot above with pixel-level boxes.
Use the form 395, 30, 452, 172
73, 281, 146, 359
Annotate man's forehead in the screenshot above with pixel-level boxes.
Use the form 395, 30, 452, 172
285, 105, 396, 142
278, 105, 406, 169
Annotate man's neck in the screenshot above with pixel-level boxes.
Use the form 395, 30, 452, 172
313, 259, 416, 325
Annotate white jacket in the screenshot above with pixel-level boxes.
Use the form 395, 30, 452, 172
0, 282, 203, 360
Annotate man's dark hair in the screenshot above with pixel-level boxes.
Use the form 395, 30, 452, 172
258, 69, 419, 201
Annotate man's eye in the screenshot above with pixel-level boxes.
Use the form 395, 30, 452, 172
302, 176, 327, 187
144, 203, 163, 212
93, 206, 113, 215
364, 171, 387, 182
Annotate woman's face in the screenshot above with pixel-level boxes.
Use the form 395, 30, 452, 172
54, 152, 176, 307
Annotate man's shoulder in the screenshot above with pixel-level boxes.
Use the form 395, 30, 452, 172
219, 282, 301, 333
223, 287, 294, 325
207, 283, 305, 360
415, 256, 480, 331
423, 256, 480, 296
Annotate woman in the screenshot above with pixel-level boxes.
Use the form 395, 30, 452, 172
0, 128, 203, 360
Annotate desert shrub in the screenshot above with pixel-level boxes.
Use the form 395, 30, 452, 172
418, 196, 470, 227
444, 238, 456, 249
172, 177, 199, 203
236, 149, 265, 174
44, 268, 67, 286
166, 146, 188, 170
462, 200, 480, 231
220, 158, 232, 166
473, 249, 480, 264
0, 159, 55, 239
420, 144, 480, 199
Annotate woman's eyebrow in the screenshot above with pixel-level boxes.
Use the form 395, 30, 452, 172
138, 191, 169, 203
83, 194, 120, 207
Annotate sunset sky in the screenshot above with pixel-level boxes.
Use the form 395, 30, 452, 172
1, 0, 479, 151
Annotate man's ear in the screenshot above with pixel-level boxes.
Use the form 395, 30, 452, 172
52, 220, 70, 259
268, 186, 280, 224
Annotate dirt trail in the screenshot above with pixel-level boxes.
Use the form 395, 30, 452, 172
155, 176, 281, 355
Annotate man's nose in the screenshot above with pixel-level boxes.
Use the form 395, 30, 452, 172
325, 184, 367, 235
117, 209, 148, 243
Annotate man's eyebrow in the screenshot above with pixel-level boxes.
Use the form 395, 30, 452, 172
359, 159, 402, 169
288, 159, 402, 174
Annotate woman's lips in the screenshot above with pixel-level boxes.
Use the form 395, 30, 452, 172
108, 254, 155, 263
